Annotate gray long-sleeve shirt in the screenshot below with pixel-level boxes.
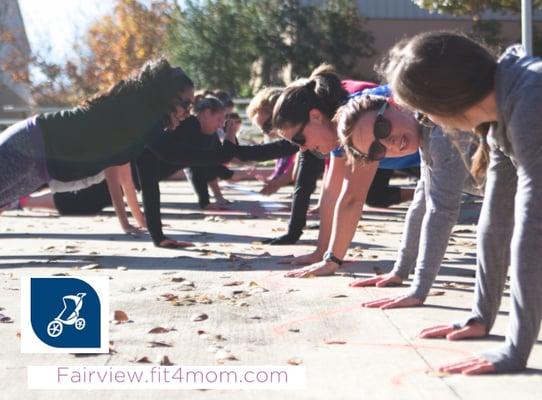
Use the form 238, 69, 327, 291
391, 127, 474, 301
458, 45, 542, 372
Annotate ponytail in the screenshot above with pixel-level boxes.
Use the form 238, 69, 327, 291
471, 122, 491, 184
272, 64, 348, 129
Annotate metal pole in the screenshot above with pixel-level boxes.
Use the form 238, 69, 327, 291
522, 0, 533, 56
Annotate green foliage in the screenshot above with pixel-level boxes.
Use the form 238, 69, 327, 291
166, 0, 257, 96
166, 0, 374, 95
415, 0, 542, 54
414, 0, 542, 17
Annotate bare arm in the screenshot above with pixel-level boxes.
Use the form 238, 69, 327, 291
327, 161, 378, 258
117, 163, 146, 229
314, 156, 347, 256
104, 166, 134, 233
284, 159, 378, 277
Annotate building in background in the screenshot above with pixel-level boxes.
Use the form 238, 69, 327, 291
0, 0, 32, 129
355, 0, 542, 79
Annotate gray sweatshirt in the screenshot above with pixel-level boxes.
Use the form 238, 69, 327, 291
457, 45, 542, 372
391, 127, 475, 301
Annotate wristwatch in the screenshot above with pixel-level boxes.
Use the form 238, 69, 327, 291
323, 251, 344, 266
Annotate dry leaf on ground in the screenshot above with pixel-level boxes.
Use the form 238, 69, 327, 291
191, 313, 209, 322
113, 310, 129, 322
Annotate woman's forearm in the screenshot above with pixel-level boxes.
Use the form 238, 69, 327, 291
118, 164, 146, 228
314, 156, 346, 255
327, 162, 379, 260
104, 167, 130, 230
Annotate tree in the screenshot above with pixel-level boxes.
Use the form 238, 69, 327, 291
317, 0, 375, 78
63, 0, 174, 101
166, 0, 257, 96
414, 0, 542, 51
2, 0, 173, 106
414, 0, 542, 18
166, 0, 374, 95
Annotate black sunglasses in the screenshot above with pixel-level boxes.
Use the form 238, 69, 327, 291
414, 111, 435, 128
345, 101, 391, 162
173, 96, 193, 110
289, 120, 308, 146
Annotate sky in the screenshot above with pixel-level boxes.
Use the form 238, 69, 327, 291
18, 0, 116, 63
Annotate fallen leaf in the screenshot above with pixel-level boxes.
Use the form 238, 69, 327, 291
148, 327, 173, 334
287, 358, 302, 366
325, 340, 347, 345
0, 313, 13, 323
232, 290, 249, 297
135, 356, 152, 363
52, 272, 69, 276
288, 328, 300, 333
171, 277, 186, 283
223, 281, 244, 287
160, 293, 179, 301
330, 294, 348, 298
147, 341, 172, 348
160, 356, 174, 366
191, 313, 209, 322
113, 310, 129, 322
176, 286, 195, 292
427, 290, 446, 297
215, 350, 238, 362
173, 299, 196, 306
195, 295, 213, 304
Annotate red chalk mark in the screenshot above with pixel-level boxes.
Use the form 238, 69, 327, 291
390, 367, 430, 386
262, 264, 474, 387
261, 259, 472, 388
273, 304, 364, 335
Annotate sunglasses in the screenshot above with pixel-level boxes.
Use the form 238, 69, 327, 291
414, 111, 435, 128
289, 120, 308, 146
345, 101, 391, 162
173, 96, 193, 110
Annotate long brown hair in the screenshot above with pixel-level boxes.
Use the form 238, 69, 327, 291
84, 57, 194, 127
272, 63, 348, 129
334, 94, 388, 165
380, 31, 497, 179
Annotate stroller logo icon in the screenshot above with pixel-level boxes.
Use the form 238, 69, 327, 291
47, 292, 87, 337
21, 277, 109, 353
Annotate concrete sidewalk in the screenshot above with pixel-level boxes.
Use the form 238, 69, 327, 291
1, 181, 540, 399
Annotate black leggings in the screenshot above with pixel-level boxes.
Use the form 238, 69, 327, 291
366, 167, 420, 208
185, 165, 234, 208
52, 181, 112, 215
287, 151, 325, 236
